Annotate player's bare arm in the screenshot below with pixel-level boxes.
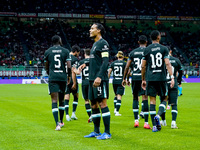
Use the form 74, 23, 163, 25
45, 61, 49, 75
66, 60, 71, 85
141, 59, 147, 90
108, 68, 112, 79
122, 59, 132, 87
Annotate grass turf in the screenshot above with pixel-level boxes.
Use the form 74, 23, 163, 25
0, 83, 199, 150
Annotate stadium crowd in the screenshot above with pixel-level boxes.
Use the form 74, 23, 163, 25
1, 0, 199, 16
0, 20, 199, 68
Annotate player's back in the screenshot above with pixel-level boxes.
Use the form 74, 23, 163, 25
167, 56, 182, 88
44, 45, 70, 82
79, 58, 90, 85
129, 47, 145, 81
143, 43, 169, 81
110, 60, 126, 84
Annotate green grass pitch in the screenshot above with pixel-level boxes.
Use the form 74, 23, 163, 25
0, 83, 200, 150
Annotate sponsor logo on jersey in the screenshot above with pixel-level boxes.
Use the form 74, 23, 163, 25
134, 52, 143, 55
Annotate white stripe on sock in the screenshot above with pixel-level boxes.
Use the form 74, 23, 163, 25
64, 105, 69, 108
171, 110, 178, 114
73, 102, 78, 105
92, 113, 101, 118
59, 107, 65, 110
52, 108, 58, 112
159, 104, 166, 109
150, 111, 156, 114
133, 109, 139, 112
102, 112, 110, 117
86, 109, 91, 112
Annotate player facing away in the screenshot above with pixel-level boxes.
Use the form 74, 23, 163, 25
108, 51, 126, 116
64, 45, 80, 121
74, 49, 92, 123
122, 35, 151, 129
44, 35, 71, 130
79, 23, 111, 140
160, 47, 182, 129
141, 30, 174, 132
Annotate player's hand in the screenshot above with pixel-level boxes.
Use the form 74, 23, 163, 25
93, 77, 101, 87
67, 77, 71, 85
78, 64, 86, 71
141, 80, 146, 90
170, 78, 175, 88
72, 83, 76, 90
127, 80, 131, 86
122, 80, 127, 87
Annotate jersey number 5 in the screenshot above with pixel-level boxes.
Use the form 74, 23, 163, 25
54, 54, 61, 68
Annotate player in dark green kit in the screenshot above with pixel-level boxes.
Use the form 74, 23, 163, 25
122, 35, 151, 129
74, 49, 92, 123
79, 23, 111, 140
160, 48, 182, 129
64, 45, 80, 121
108, 51, 126, 116
44, 35, 71, 131
141, 30, 174, 132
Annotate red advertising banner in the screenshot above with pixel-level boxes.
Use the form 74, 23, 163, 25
0, 71, 35, 76
0, 12, 17, 16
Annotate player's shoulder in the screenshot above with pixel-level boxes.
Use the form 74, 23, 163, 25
97, 38, 109, 48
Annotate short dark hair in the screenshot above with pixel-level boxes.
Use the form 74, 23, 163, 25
94, 23, 105, 35
84, 48, 90, 56
150, 30, 160, 40
52, 35, 61, 44
139, 35, 147, 44
71, 45, 80, 53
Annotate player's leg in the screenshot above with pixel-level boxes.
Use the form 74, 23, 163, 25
97, 98, 111, 140
133, 93, 139, 127
82, 85, 92, 120
132, 81, 139, 127
142, 95, 151, 129
115, 85, 124, 116
149, 96, 158, 132
71, 92, 79, 120
96, 81, 111, 140
160, 96, 167, 126
58, 92, 65, 127
170, 88, 178, 129
64, 93, 71, 121
84, 82, 101, 138
113, 84, 117, 114
51, 92, 60, 130
140, 100, 144, 119
178, 84, 182, 96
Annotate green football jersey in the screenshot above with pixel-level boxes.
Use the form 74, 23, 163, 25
166, 56, 182, 88
44, 45, 70, 82
128, 47, 145, 81
70, 54, 79, 84
143, 43, 169, 81
110, 60, 126, 84
89, 38, 109, 81
79, 58, 90, 86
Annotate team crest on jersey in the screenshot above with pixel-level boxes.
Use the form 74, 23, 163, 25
102, 45, 109, 50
